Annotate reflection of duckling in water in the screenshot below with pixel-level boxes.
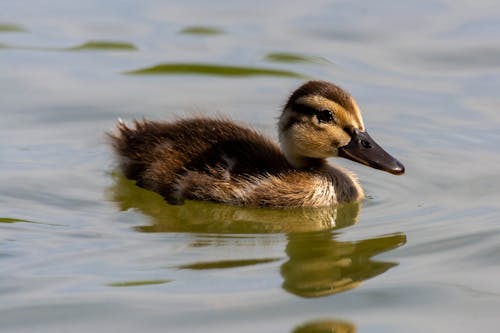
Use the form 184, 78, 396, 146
109, 80, 404, 208
110, 173, 406, 297
281, 231, 406, 298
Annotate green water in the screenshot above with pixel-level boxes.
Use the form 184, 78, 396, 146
2, 1, 500, 332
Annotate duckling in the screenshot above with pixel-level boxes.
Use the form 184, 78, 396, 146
109, 80, 404, 208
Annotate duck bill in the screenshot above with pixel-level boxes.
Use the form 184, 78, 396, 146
338, 129, 405, 175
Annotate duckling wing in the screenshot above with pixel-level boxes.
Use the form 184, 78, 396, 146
109, 117, 291, 202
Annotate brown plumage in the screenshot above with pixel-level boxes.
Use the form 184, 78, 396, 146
108, 80, 404, 208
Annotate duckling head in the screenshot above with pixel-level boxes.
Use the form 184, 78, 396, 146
279, 80, 404, 175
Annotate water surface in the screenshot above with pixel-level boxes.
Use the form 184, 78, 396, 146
2, 1, 500, 332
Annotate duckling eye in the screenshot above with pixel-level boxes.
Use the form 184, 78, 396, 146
316, 109, 334, 123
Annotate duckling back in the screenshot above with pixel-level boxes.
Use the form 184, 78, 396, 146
109, 118, 300, 205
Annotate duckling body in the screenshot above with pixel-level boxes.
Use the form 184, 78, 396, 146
110, 81, 404, 208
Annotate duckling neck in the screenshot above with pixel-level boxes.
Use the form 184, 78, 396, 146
285, 154, 364, 203
286, 155, 326, 170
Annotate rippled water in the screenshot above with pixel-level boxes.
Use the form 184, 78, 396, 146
2, 1, 500, 332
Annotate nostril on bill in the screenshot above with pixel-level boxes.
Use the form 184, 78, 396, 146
361, 140, 372, 148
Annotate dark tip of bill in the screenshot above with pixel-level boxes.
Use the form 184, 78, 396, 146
390, 162, 405, 175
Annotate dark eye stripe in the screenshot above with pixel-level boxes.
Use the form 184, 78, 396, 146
293, 103, 335, 123
292, 103, 317, 115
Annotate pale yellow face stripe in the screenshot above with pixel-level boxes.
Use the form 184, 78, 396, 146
295, 95, 365, 131
348, 96, 365, 131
